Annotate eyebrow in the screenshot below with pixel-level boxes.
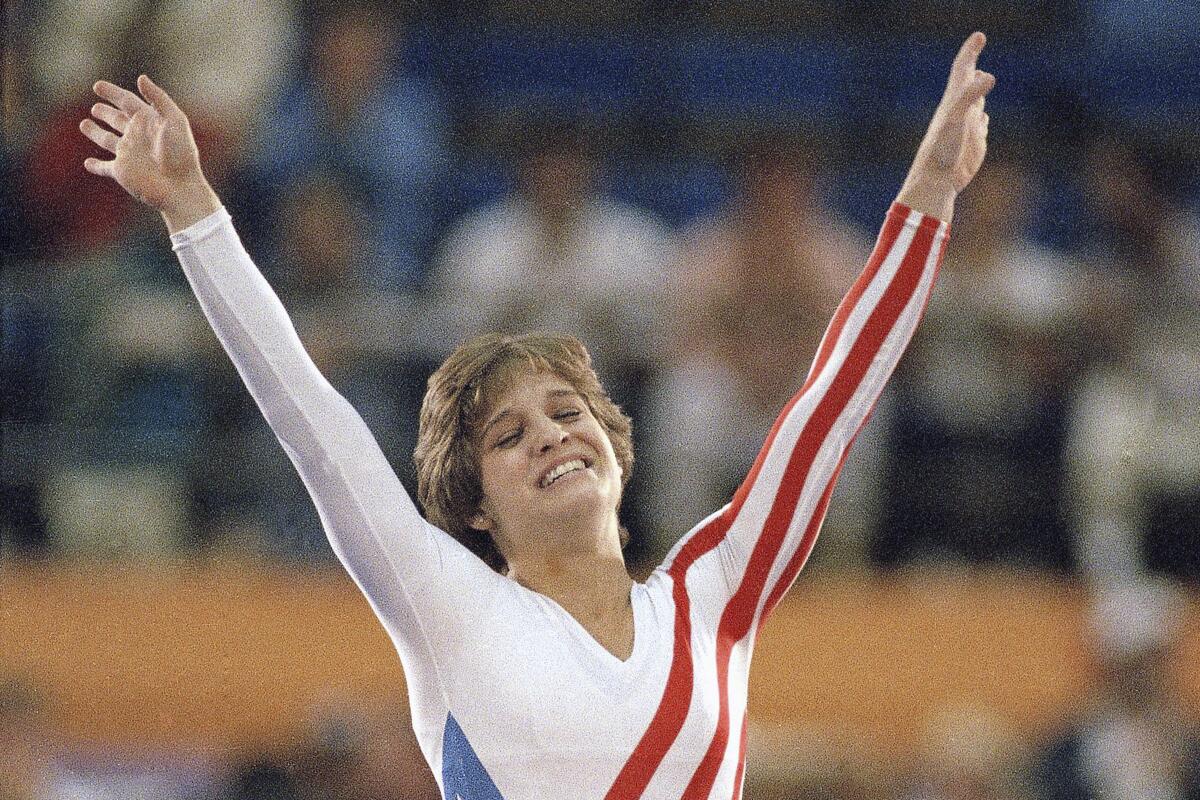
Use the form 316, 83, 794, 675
480, 388, 581, 439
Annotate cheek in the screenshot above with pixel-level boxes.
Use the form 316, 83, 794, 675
479, 452, 518, 495
596, 430, 623, 479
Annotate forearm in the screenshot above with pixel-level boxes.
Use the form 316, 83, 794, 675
712, 204, 949, 619
170, 208, 344, 445
169, 208, 435, 596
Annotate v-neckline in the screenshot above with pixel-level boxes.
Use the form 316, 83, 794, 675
530, 583, 645, 668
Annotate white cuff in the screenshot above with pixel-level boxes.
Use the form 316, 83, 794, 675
169, 206, 232, 250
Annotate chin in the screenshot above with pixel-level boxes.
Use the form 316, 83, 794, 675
544, 482, 616, 518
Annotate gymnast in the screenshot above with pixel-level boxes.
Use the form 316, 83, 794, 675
80, 31, 993, 799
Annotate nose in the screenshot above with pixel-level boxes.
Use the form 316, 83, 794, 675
533, 415, 569, 452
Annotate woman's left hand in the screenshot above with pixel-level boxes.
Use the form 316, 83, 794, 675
897, 32, 996, 221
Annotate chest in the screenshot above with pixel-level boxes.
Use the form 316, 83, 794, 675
430, 579, 747, 796
446, 604, 666, 757
565, 604, 636, 662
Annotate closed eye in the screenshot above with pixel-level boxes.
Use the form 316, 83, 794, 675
494, 410, 579, 448
496, 428, 523, 448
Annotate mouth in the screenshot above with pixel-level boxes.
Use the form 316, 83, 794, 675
539, 457, 593, 488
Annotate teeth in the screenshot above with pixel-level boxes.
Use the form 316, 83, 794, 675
542, 459, 586, 487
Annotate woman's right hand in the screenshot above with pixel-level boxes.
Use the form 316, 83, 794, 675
80, 75, 221, 233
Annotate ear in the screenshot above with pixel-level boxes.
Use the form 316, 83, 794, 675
470, 512, 494, 532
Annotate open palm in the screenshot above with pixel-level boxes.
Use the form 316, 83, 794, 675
80, 75, 204, 211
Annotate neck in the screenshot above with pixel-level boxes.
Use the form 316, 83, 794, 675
506, 528, 632, 619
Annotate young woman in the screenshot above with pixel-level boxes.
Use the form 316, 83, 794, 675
80, 32, 994, 799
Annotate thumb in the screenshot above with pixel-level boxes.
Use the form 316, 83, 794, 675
137, 74, 184, 118
950, 70, 996, 116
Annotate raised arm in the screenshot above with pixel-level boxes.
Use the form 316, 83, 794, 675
79, 76, 498, 667
660, 33, 995, 624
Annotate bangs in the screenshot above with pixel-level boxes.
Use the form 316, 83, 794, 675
463, 338, 587, 438
467, 354, 548, 430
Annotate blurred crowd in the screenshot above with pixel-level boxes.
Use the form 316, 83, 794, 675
2, 0, 1199, 798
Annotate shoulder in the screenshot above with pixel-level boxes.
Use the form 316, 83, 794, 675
587, 199, 679, 265
435, 199, 531, 270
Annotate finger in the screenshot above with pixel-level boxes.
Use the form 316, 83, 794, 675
91, 102, 130, 134
137, 74, 183, 118
951, 31, 987, 77
83, 157, 114, 178
94, 80, 151, 116
79, 118, 120, 154
973, 70, 997, 98
128, 108, 156, 140
949, 69, 996, 115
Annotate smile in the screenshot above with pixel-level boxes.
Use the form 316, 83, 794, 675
540, 458, 591, 488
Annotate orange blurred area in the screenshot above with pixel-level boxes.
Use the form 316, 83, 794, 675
4, 564, 1198, 757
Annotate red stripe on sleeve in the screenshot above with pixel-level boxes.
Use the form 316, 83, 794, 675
682, 211, 941, 800
606, 206, 937, 800
799, 206, 908, 395
724, 208, 910, 525
758, 216, 947, 624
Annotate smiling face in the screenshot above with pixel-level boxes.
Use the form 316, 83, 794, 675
414, 332, 634, 573
473, 370, 624, 561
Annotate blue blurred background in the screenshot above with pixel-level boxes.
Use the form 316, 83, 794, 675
2, 0, 1199, 798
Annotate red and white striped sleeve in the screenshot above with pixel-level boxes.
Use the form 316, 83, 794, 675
659, 202, 949, 627
605, 203, 948, 800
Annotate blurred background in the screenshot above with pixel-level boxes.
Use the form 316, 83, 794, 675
2, 0, 1199, 797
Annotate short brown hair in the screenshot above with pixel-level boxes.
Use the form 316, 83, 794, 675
414, 332, 634, 572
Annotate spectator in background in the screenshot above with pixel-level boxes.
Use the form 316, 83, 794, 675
903, 707, 1033, 800
241, 1, 450, 288
431, 124, 676, 401
144, 0, 301, 143
32, 111, 255, 560
1076, 135, 1200, 301
1065, 136, 1200, 583
1031, 578, 1200, 800
872, 154, 1084, 574
28, 0, 295, 130
641, 140, 873, 563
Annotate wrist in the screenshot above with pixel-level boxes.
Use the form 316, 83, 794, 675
159, 180, 222, 235
896, 169, 958, 223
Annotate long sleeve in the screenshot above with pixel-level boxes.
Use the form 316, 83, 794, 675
606, 202, 949, 800
169, 208, 503, 729
658, 202, 949, 630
